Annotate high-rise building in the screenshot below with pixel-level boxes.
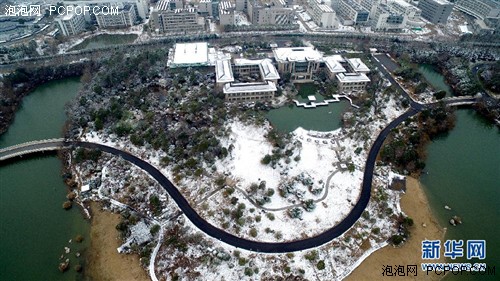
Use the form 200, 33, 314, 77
336, 0, 370, 25
56, 7, 86, 36
454, 0, 500, 20
417, 0, 453, 24
96, 4, 138, 28
151, 1, 204, 33
308, 0, 339, 29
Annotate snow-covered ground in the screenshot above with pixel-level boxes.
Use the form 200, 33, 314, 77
76, 72, 411, 280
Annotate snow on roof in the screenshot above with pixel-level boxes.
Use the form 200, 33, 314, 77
347, 58, 370, 73
234, 58, 280, 80
223, 81, 277, 94
171, 42, 209, 67
260, 58, 280, 80
459, 25, 472, 34
324, 55, 347, 74
157, 0, 171, 11
336, 72, 371, 83
273, 47, 323, 63
215, 59, 235, 83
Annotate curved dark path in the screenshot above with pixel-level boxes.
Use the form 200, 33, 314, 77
0, 109, 419, 253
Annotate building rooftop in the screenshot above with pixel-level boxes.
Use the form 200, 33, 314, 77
223, 81, 277, 94
169, 42, 209, 67
273, 47, 323, 63
157, 0, 171, 11
234, 58, 280, 81
215, 59, 235, 83
324, 55, 347, 74
336, 72, 371, 83
347, 58, 370, 73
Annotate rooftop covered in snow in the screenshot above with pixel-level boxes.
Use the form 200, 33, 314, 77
168, 42, 210, 68
336, 72, 371, 83
215, 59, 235, 83
273, 47, 323, 63
223, 81, 277, 94
324, 55, 347, 74
234, 58, 280, 81
347, 58, 370, 73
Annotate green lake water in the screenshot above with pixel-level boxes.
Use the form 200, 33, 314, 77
420, 110, 500, 281
418, 64, 453, 97
0, 78, 90, 280
266, 83, 349, 132
70, 34, 138, 51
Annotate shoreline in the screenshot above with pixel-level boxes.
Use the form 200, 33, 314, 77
346, 176, 446, 281
85, 202, 150, 281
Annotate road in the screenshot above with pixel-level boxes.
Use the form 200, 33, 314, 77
0, 114, 419, 253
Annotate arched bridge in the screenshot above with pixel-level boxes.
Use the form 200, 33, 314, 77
0, 138, 68, 161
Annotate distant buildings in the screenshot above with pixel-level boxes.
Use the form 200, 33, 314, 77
455, 0, 500, 20
307, 0, 339, 29
336, 0, 369, 25
371, 4, 407, 32
56, 8, 86, 36
273, 47, 323, 82
219, 1, 236, 26
418, 0, 453, 25
247, 0, 293, 25
96, 4, 138, 28
151, 0, 204, 33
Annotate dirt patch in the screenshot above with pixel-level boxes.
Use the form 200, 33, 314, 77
346, 177, 446, 281
85, 202, 150, 281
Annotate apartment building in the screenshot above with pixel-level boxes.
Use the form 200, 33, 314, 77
308, 0, 339, 29
247, 0, 293, 25
219, 1, 235, 25
371, 4, 407, 32
56, 8, 86, 36
62, 0, 149, 21
455, 0, 500, 20
418, 0, 453, 24
96, 4, 138, 28
151, 0, 204, 33
336, 0, 369, 25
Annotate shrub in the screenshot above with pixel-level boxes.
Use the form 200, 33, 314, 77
391, 234, 404, 245
249, 228, 258, 237
316, 260, 326, 270
266, 213, 275, 221
261, 154, 272, 165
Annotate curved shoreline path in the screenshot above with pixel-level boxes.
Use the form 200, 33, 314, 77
0, 108, 419, 253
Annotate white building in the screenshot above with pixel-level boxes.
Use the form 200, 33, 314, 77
96, 3, 137, 28
168, 42, 210, 67
336, 72, 371, 92
233, 58, 280, 83
215, 57, 280, 102
347, 58, 370, 73
273, 47, 323, 82
308, 0, 339, 29
324, 55, 346, 79
371, 4, 407, 32
56, 8, 86, 36
223, 82, 277, 102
